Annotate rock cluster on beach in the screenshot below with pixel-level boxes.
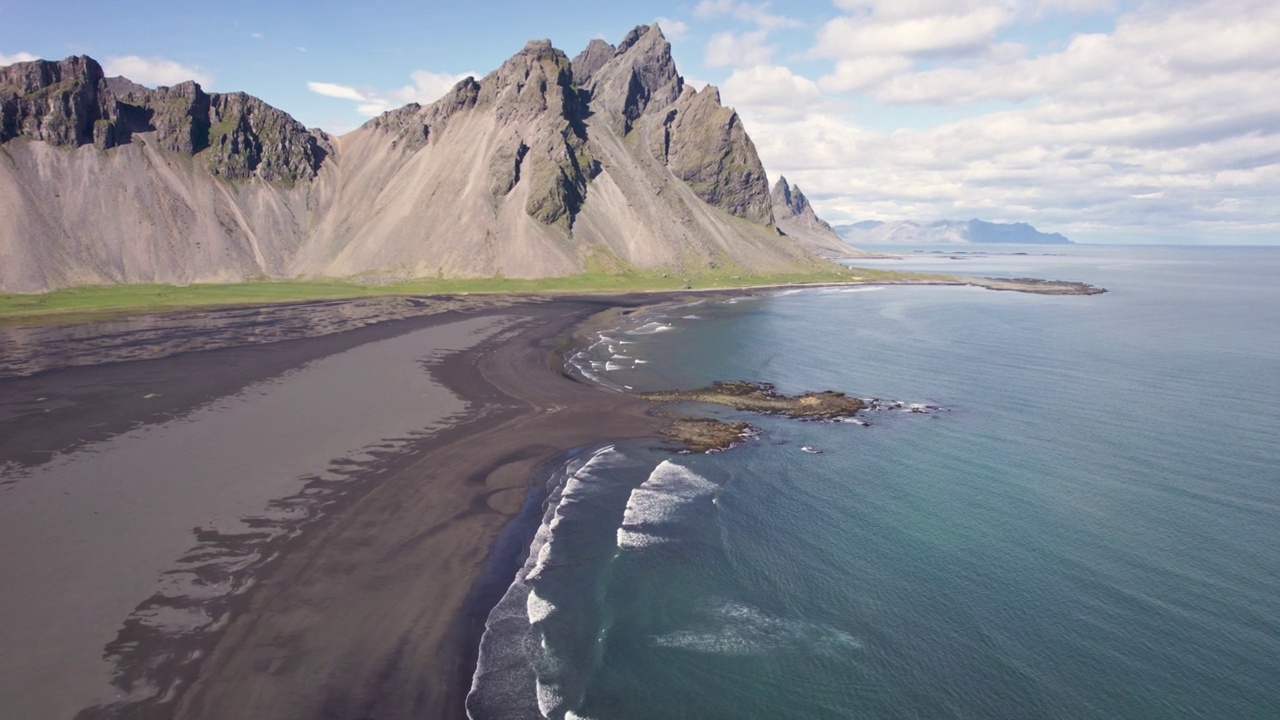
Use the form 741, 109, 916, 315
0, 24, 852, 294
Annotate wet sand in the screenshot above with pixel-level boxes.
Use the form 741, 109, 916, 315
0, 295, 668, 720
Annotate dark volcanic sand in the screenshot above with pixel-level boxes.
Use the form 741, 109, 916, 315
0, 296, 670, 720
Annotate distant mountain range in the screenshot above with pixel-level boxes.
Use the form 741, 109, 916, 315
835, 219, 1072, 244
0, 24, 863, 294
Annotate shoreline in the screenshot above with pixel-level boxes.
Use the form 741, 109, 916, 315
167, 296, 676, 720
1, 278, 1099, 719
0, 294, 676, 719
0, 273, 1104, 327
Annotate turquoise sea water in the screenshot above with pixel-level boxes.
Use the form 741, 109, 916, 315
468, 246, 1280, 719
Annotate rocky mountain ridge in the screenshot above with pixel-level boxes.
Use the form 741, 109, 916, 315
1, 56, 331, 182
0, 25, 848, 293
769, 176, 861, 258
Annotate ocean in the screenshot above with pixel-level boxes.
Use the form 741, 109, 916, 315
467, 245, 1280, 719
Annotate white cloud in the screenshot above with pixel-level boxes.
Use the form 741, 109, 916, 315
694, 0, 733, 17
308, 69, 477, 118
306, 82, 368, 102
875, 0, 1280, 106
250, 32, 264, 40
695, 0, 800, 30
814, 2, 1016, 59
104, 55, 212, 88
819, 56, 913, 92
744, 0, 1280, 238
0, 51, 39, 66
705, 30, 775, 68
697, 1, 800, 70
1036, 0, 1114, 14
655, 17, 689, 40
722, 64, 821, 120
391, 70, 476, 106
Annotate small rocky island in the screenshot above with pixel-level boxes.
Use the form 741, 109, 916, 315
642, 381, 867, 451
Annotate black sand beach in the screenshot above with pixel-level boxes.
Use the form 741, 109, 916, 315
0, 295, 671, 720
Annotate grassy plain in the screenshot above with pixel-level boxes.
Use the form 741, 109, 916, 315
0, 266, 939, 321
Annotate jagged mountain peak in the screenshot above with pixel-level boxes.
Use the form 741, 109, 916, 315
768, 174, 853, 257
580, 23, 682, 134
479, 38, 576, 122
570, 38, 615, 86
772, 175, 819, 221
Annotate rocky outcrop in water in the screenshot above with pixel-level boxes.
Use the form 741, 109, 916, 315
639, 381, 867, 420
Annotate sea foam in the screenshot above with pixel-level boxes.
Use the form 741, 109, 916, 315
617, 461, 718, 550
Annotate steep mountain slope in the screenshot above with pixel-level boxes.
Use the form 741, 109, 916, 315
770, 176, 869, 258
0, 57, 331, 292
0, 25, 831, 294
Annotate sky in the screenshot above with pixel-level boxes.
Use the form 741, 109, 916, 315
3, 0, 1278, 244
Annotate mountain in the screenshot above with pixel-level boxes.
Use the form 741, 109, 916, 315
834, 219, 1072, 245
770, 176, 872, 258
0, 25, 835, 294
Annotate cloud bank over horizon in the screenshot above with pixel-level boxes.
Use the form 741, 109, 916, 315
700, 0, 1280, 242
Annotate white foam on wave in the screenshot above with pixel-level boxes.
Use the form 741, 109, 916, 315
469, 443, 632, 719
626, 321, 674, 335
616, 461, 717, 549
527, 587, 556, 625
634, 359, 649, 364
537, 446, 624, 565
537, 679, 565, 717
616, 527, 669, 549
604, 361, 625, 371
623, 487, 692, 525
527, 541, 555, 580
650, 601, 863, 656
